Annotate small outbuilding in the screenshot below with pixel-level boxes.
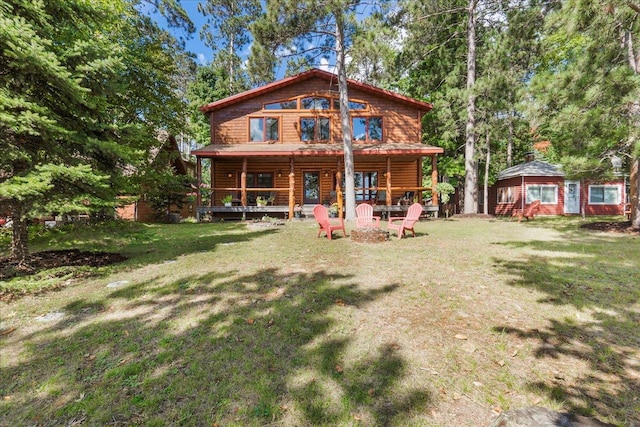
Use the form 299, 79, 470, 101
489, 154, 628, 217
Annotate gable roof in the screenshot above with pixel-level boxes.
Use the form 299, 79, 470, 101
498, 160, 565, 180
199, 68, 433, 113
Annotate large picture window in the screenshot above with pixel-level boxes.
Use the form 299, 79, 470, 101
243, 172, 274, 203
264, 100, 297, 110
300, 117, 330, 141
526, 184, 557, 204
589, 185, 620, 204
249, 117, 279, 142
497, 187, 515, 204
354, 171, 378, 201
301, 97, 330, 110
352, 117, 383, 141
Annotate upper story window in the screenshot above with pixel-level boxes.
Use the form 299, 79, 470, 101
264, 100, 297, 110
526, 184, 557, 204
263, 96, 368, 111
302, 97, 330, 110
300, 117, 330, 141
352, 117, 383, 141
332, 99, 367, 110
249, 117, 279, 142
589, 185, 620, 204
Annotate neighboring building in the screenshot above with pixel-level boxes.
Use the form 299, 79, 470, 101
192, 68, 444, 219
117, 134, 196, 222
489, 154, 628, 217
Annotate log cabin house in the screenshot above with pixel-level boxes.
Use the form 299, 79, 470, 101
193, 68, 444, 220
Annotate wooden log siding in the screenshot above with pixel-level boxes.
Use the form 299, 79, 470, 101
211, 78, 422, 145
194, 69, 443, 220
208, 157, 430, 211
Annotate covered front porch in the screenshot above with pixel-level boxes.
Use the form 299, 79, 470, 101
193, 143, 443, 221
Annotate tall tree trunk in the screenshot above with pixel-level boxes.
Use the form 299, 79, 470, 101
484, 132, 490, 215
625, 28, 640, 228
10, 214, 29, 263
631, 158, 639, 228
507, 110, 514, 168
335, 12, 356, 221
464, 0, 478, 214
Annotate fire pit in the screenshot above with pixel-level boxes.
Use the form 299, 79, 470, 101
350, 227, 389, 243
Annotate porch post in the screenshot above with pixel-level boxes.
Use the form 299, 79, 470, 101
386, 156, 391, 205
210, 159, 214, 206
336, 157, 343, 218
289, 157, 295, 220
241, 158, 247, 220
431, 155, 439, 205
418, 158, 423, 203
196, 157, 202, 221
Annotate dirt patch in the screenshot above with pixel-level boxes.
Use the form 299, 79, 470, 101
452, 213, 496, 219
579, 221, 640, 234
0, 249, 127, 280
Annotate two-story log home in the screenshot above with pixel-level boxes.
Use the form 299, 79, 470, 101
193, 68, 444, 220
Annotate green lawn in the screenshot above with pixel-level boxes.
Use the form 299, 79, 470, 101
1, 217, 638, 426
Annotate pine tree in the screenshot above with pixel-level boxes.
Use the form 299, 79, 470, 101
0, 0, 193, 262
197, 0, 261, 92
529, 0, 640, 226
250, 0, 376, 221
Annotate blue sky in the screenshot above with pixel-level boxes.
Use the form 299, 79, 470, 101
150, 0, 377, 73
168, 0, 212, 65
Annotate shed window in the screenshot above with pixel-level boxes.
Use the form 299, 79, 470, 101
589, 185, 620, 204
526, 184, 557, 204
497, 187, 515, 204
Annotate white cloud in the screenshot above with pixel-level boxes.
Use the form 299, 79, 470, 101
319, 57, 335, 74
197, 53, 207, 65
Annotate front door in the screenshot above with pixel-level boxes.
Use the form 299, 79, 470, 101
564, 180, 580, 214
303, 171, 320, 204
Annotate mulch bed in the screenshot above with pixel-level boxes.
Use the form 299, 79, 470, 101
0, 249, 128, 280
579, 220, 640, 234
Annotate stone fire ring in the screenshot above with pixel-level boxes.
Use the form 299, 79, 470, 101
351, 227, 389, 243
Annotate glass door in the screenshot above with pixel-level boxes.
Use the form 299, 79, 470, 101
303, 171, 320, 204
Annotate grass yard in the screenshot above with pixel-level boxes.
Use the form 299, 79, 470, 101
1, 217, 639, 426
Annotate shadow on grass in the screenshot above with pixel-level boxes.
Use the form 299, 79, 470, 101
0, 222, 282, 299
493, 234, 640, 425
1, 267, 433, 426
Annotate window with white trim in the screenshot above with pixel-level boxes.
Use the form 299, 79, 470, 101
497, 187, 515, 204
589, 185, 620, 204
526, 184, 557, 204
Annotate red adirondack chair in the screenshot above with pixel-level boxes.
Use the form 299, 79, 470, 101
313, 204, 346, 240
355, 203, 381, 228
387, 202, 422, 239
517, 199, 541, 222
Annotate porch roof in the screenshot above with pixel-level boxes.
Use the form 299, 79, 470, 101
497, 160, 565, 180
192, 143, 444, 158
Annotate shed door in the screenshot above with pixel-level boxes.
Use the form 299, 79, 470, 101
564, 180, 580, 214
